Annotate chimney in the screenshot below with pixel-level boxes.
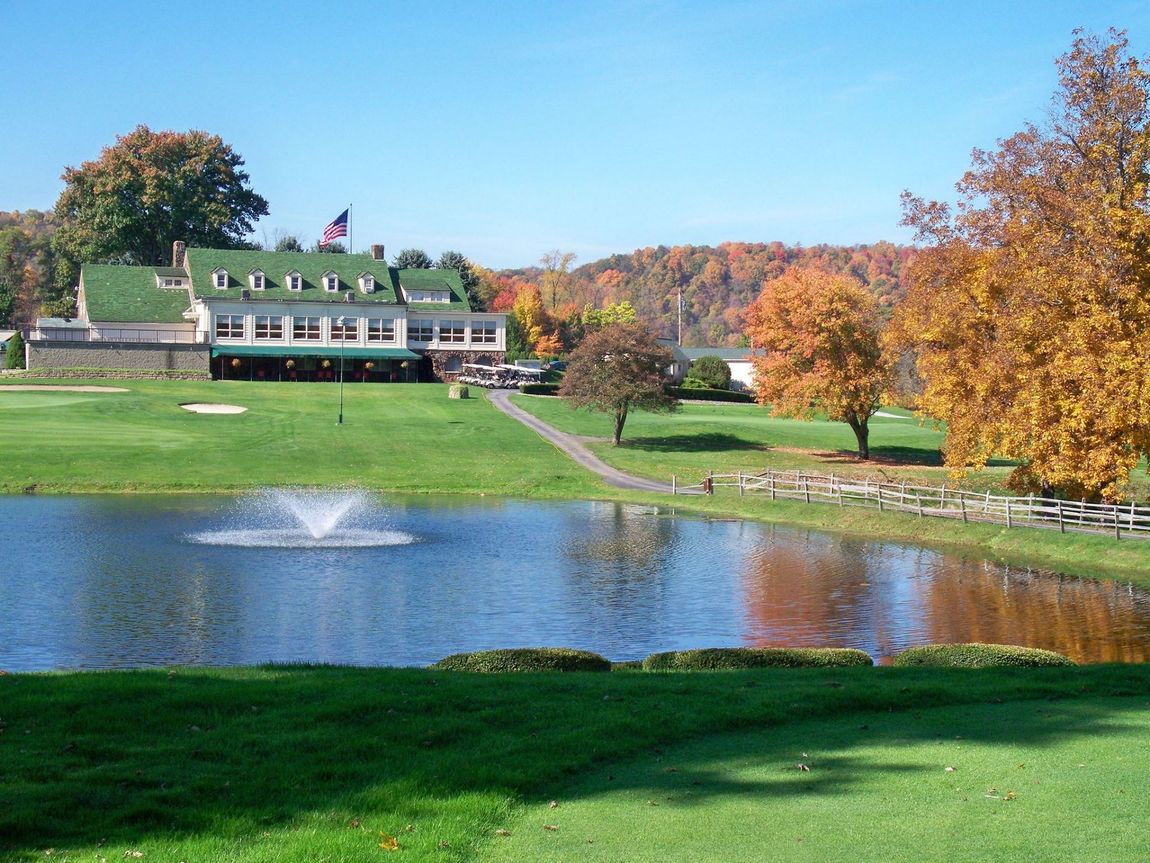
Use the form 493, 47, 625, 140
172, 240, 186, 268
371, 244, 386, 261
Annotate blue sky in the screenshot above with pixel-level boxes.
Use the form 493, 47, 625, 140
3, 1, 1148, 268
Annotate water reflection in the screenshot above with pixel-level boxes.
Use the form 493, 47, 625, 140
2, 495, 1150, 670
740, 531, 1150, 663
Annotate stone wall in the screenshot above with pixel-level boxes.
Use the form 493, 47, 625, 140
423, 349, 505, 382
28, 341, 211, 373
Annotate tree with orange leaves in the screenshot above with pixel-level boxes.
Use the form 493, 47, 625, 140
746, 267, 890, 459
890, 30, 1150, 501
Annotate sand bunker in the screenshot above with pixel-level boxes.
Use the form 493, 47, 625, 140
180, 403, 248, 414
0, 385, 129, 393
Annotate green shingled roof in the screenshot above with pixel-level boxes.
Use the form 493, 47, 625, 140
396, 267, 471, 311
185, 248, 470, 310
82, 265, 191, 323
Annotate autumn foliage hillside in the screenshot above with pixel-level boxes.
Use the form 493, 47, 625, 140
500, 241, 913, 347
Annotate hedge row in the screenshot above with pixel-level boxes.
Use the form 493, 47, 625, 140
665, 385, 755, 403
430, 648, 612, 673
892, 643, 1076, 668
642, 647, 873, 670
519, 382, 561, 395
430, 643, 1076, 672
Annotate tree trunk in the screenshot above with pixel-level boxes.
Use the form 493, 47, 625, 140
613, 401, 629, 446
847, 416, 870, 460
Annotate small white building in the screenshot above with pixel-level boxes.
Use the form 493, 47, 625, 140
678, 347, 760, 392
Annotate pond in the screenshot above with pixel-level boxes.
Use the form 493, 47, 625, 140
2, 493, 1149, 671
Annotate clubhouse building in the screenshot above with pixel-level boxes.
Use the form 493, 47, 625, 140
25, 242, 506, 382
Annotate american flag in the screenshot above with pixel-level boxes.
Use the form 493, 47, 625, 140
320, 209, 349, 246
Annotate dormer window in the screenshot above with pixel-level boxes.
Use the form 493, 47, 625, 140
285, 270, 302, 291
358, 272, 376, 293
212, 268, 229, 289
249, 269, 266, 291
157, 276, 185, 288
404, 289, 450, 303
322, 271, 339, 292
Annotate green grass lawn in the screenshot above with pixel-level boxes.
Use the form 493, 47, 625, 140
0, 380, 598, 496
510, 394, 1019, 491
3, 665, 1149, 863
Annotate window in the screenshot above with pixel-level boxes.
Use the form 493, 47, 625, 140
214, 270, 229, 289
367, 318, 395, 342
254, 315, 284, 340
323, 273, 339, 292
215, 314, 244, 339
160, 277, 184, 288
360, 274, 375, 293
406, 289, 450, 303
439, 320, 466, 344
409, 319, 434, 343
287, 272, 302, 291
471, 320, 497, 344
292, 316, 321, 340
330, 318, 359, 341
250, 272, 265, 291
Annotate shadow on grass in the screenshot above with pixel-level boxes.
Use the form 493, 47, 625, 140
2, 665, 1150, 860
623, 433, 769, 453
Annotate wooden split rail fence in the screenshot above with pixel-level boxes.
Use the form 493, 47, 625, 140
670, 469, 1150, 541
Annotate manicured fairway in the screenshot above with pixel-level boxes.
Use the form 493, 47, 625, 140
0, 380, 598, 496
2, 665, 1149, 863
509, 394, 1015, 491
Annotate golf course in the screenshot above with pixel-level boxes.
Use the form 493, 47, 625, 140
3, 378, 1150, 863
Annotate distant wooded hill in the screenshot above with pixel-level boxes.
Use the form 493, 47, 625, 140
501, 241, 914, 347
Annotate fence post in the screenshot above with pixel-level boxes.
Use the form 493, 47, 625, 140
960, 495, 967, 524
877, 485, 884, 512
738, 470, 743, 497
1115, 507, 1121, 541
1006, 499, 1012, 529
985, 490, 991, 513
672, 475, 676, 495
917, 492, 923, 517
940, 484, 946, 510
1058, 499, 1064, 533
769, 471, 776, 500
803, 475, 810, 504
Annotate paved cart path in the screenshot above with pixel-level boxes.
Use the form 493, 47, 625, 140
487, 389, 695, 494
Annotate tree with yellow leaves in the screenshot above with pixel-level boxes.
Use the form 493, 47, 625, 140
746, 267, 890, 459
890, 30, 1150, 501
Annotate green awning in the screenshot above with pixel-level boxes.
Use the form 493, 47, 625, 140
211, 345, 420, 359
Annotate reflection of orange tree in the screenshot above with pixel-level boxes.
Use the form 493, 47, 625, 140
918, 568, 1150, 664
740, 536, 881, 652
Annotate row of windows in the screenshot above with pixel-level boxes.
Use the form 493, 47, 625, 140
215, 315, 497, 343
213, 270, 375, 293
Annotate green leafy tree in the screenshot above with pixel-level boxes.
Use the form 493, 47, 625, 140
559, 322, 677, 445
688, 355, 732, 390
0, 227, 29, 325
539, 250, 577, 310
5, 330, 24, 369
394, 248, 432, 269
581, 300, 638, 330
274, 234, 305, 253
311, 240, 347, 254
436, 250, 481, 309
503, 311, 532, 363
52, 126, 268, 291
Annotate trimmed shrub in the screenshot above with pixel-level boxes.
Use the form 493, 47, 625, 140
666, 385, 754, 403
892, 643, 1075, 668
5, 331, 25, 369
430, 647, 612, 673
642, 647, 874, 671
680, 376, 709, 389
520, 382, 560, 395
689, 355, 732, 390
448, 384, 469, 399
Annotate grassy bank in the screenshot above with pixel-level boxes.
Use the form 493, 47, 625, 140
3, 665, 1150, 862
2, 379, 1150, 582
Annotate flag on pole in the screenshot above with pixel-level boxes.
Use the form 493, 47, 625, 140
320, 209, 349, 247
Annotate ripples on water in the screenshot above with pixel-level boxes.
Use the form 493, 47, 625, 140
2, 494, 1150, 670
